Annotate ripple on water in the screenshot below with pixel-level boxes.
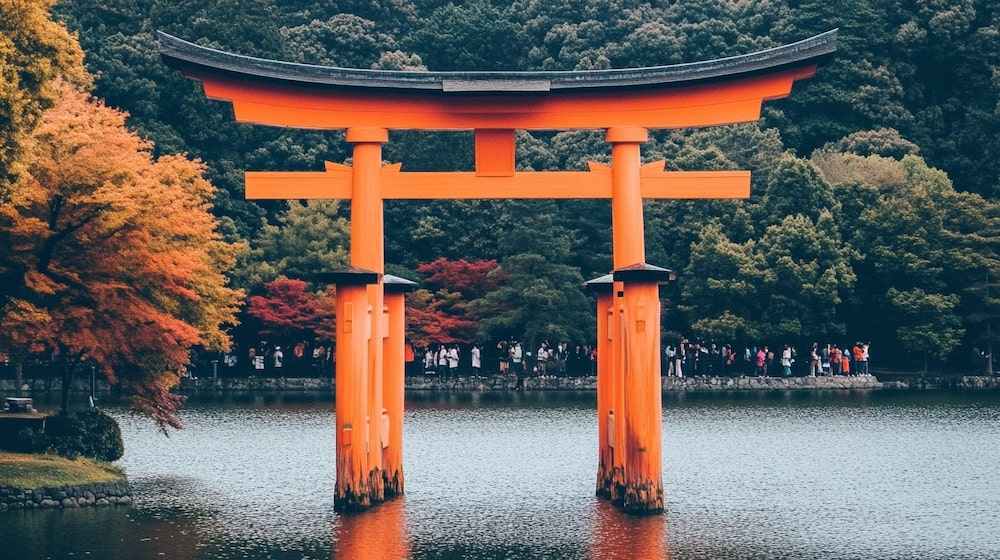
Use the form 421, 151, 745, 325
96, 390, 1000, 560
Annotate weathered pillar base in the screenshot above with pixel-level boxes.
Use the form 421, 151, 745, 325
334, 467, 385, 512
620, 480, 664, 515
597, 466, 664, 514
587, 264, 673, 516
382, 468, 404, 498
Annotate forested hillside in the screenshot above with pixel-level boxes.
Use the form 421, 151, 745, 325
51, 0, 1000, 371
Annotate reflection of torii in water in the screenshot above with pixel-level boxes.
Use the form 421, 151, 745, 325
159, 29, 837, 514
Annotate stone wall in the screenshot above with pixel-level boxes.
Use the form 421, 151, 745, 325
6, 373, 997, 396
0, 480, 131, 510
404, 373, 886, 391
171, 373, 997, 393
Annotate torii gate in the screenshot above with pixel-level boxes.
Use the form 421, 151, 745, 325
159, 29, 836, 514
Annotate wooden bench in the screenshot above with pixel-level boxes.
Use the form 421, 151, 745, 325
4, 397, 34, 413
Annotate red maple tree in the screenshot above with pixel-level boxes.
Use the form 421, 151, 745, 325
246, 278, 336, 344
405, 258, 502, 346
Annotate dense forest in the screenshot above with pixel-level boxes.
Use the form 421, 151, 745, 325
45, 0, 1000, 372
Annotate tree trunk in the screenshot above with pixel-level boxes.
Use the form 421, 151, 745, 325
15, 361, 24, 395
60, 362, 75, 413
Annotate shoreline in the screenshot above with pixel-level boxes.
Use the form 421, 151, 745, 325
165, 372, 998, 392
0, 453, 131, 511
3, 373, 998, 397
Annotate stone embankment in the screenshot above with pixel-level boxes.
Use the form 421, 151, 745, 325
404, 373, 886, 391
168, 373, 931, 392
5, 373, 997, 395
0, 480, 131, 510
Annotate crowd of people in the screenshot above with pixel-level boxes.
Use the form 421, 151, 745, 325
414, 339, 598, 380
194, 336, 870, 381
663, 340, 872, 378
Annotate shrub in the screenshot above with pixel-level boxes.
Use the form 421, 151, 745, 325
12, 409, 125, 462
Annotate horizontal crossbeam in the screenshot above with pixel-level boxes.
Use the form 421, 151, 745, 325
245, 161, 749, 200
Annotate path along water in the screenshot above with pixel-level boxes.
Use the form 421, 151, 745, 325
0, 389, 998, 559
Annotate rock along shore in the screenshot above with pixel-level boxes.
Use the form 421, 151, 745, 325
0, 480, 131, 510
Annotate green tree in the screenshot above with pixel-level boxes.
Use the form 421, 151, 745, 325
754, 212, 855, 341
679, 221, 765, 342
473, 209, 593, 347
401, 0, 530, 70
757, 157, 839, 227
237, 199, 351, 289
281, 14, 396, 67
888, 288, 963, 373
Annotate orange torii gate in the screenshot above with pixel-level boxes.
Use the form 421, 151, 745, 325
159, 30, 836, 514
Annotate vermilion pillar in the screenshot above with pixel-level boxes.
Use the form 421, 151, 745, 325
587, 275, 617, 500
608, 127, 647, 268
347, 128, 388, 502
603, 127, 668, 514
614, 265, 669, 513
382, 275, 417, 496
331, 268, 379, 511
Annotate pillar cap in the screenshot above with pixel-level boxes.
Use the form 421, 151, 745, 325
315, 265, 380, 286
612, 262, 675, 283
582, 273, 614, 294
384, 274, 419, 294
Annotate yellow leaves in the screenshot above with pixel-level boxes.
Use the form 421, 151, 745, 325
0, 298, 51, 349
0, 0, 90, 197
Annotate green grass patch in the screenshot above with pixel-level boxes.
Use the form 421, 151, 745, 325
0, 452, 125, 490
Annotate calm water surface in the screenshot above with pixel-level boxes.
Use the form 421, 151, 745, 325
2, 389, 999, 559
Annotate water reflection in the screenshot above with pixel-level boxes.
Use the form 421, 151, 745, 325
3, 389, 999, 559
333, 497, 410, 560
589, 499, 671, 559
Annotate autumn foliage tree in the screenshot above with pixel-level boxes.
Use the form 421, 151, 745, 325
405, 258, 502, 347
246, 277, 335, 344
0, 0, 89, 200
0, 81, 244, 429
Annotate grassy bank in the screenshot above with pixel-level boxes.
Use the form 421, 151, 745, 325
0, 452, 124, 491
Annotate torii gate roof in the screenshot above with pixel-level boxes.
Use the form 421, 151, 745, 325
157, 29, 837, 131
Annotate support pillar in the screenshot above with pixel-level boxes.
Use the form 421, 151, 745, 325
382, 274, 417, 497
614, 265, 670, 514
598, 127, 669, 514
347, 128, 389, 507
329, 267, 380, 511
330, 127, 391, 511
586, 275, 618, 500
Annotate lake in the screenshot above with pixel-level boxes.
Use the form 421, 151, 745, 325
1, 389, 998, 559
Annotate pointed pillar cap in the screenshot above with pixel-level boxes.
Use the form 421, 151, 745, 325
384, 274, 419, 294
612, 262, 676, 283
314, 265, 380, 286
582, 273, 614, 294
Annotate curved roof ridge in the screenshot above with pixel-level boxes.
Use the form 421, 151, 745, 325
157, 29, 837, 93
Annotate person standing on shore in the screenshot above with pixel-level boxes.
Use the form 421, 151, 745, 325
511, 342, 525, 388
471, 344, 482, 377
781, 345, 792, 377
830, 344, 842, 376
809, 343, 820, 377
447, 344, 460, 378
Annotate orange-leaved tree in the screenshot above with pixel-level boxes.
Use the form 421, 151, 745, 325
0, 0, 90, 200
0, 81, 244, 429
